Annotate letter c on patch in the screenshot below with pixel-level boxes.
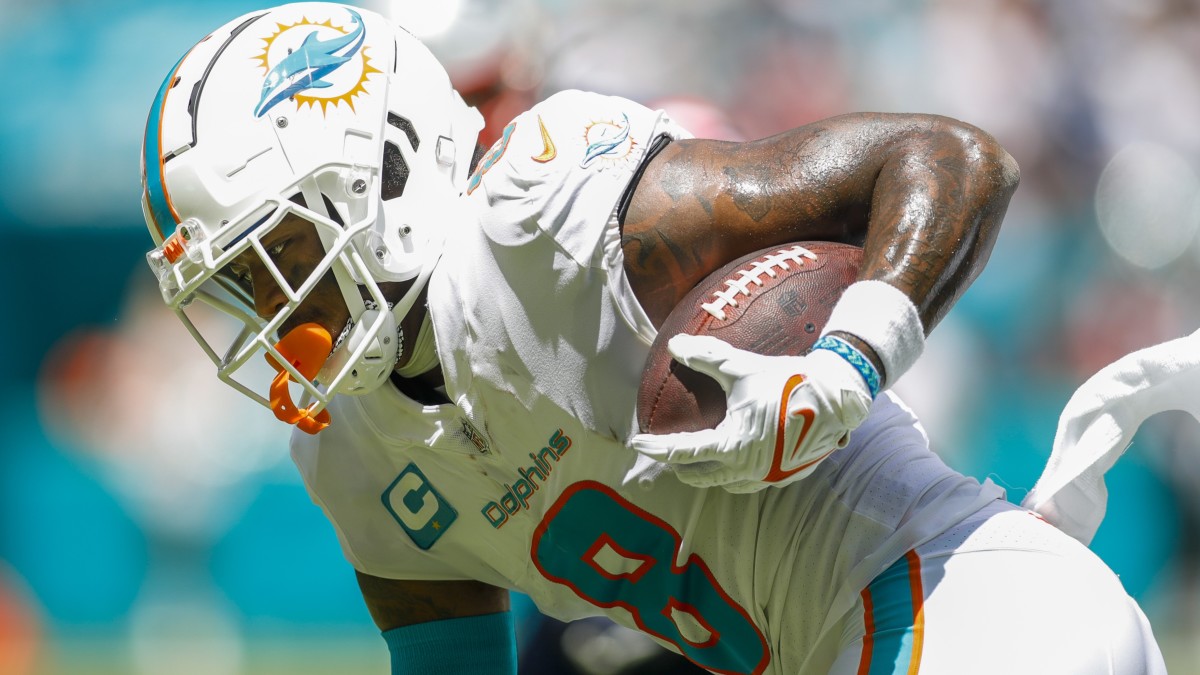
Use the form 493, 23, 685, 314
394, 472, 439, 530
382, 463, 457, 550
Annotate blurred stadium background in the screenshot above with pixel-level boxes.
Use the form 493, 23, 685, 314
2, 0, 1199, 672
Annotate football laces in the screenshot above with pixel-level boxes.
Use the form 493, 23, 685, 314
700, 245, 817, 320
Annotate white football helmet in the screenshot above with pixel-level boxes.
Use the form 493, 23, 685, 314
141, 2, 483, 433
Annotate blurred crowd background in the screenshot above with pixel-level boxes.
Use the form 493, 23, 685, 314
2, 0, 1199, 673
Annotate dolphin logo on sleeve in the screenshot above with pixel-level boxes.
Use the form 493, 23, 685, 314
254, 9, 366, 117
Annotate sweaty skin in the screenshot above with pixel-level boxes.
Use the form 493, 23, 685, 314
353, 113, 1020, 631
355, 573, 510, 627
620, 113, 1019, 376
233, 215, 427, 372
228, 217, 352, 340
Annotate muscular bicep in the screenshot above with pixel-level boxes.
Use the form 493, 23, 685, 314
621, 113, 1018, 328
621, 122, 878, 325
356, 571, 510, 631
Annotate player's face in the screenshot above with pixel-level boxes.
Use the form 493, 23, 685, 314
223, 215, 350, 340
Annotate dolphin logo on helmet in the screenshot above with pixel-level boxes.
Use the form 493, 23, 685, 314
254, 8, 366, 117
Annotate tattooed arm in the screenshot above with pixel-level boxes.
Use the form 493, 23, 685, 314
356, 572, 509, 629
621, 113, 1020, 337
622, 113, 1018, 491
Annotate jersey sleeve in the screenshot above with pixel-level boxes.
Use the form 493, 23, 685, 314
465, 89, 691, 269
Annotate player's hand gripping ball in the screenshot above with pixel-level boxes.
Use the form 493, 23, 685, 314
633, 243, 870, 493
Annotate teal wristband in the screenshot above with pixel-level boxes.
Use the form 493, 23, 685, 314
382, 611, 516, 675
812, 335, 881, 399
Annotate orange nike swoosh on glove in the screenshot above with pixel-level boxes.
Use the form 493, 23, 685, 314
762, 375, 832, 483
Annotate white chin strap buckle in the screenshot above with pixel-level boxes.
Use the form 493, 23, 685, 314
317, 308, 400, 394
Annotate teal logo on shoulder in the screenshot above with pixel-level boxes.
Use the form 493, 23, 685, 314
382, 464, 457, 550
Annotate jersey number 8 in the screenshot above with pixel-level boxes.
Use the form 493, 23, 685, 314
531, 481, 769, 675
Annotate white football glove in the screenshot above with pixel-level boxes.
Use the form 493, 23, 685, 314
630, 334, 873, 493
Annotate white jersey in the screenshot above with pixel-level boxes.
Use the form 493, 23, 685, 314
291, 90, 1004, 674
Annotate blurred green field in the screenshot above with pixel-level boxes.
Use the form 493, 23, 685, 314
12, 623, 1197, 674
30, 634, 387, 675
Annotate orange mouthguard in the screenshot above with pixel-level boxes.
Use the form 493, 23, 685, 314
266, 323, 333, 434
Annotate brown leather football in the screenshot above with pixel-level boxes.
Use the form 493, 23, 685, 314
637, 241, 863, 434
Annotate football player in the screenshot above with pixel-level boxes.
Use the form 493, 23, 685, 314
140, 3, 1165, 673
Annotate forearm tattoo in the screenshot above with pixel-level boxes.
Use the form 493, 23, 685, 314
356, 572, 508, 630
620, 114, 1019, 331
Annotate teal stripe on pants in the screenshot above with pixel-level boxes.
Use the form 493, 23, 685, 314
863, 553, 921, 674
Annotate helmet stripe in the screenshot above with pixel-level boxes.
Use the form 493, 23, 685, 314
143, 53, 188, 243
143, 15, 266, 245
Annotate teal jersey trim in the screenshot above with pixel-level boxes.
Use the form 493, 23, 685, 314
382, 611, 516, 675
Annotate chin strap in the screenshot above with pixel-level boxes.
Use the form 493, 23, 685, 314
266, 323, 334, 435
395, 311, 438, 378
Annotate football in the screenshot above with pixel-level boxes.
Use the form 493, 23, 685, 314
637, 241, 863, 434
